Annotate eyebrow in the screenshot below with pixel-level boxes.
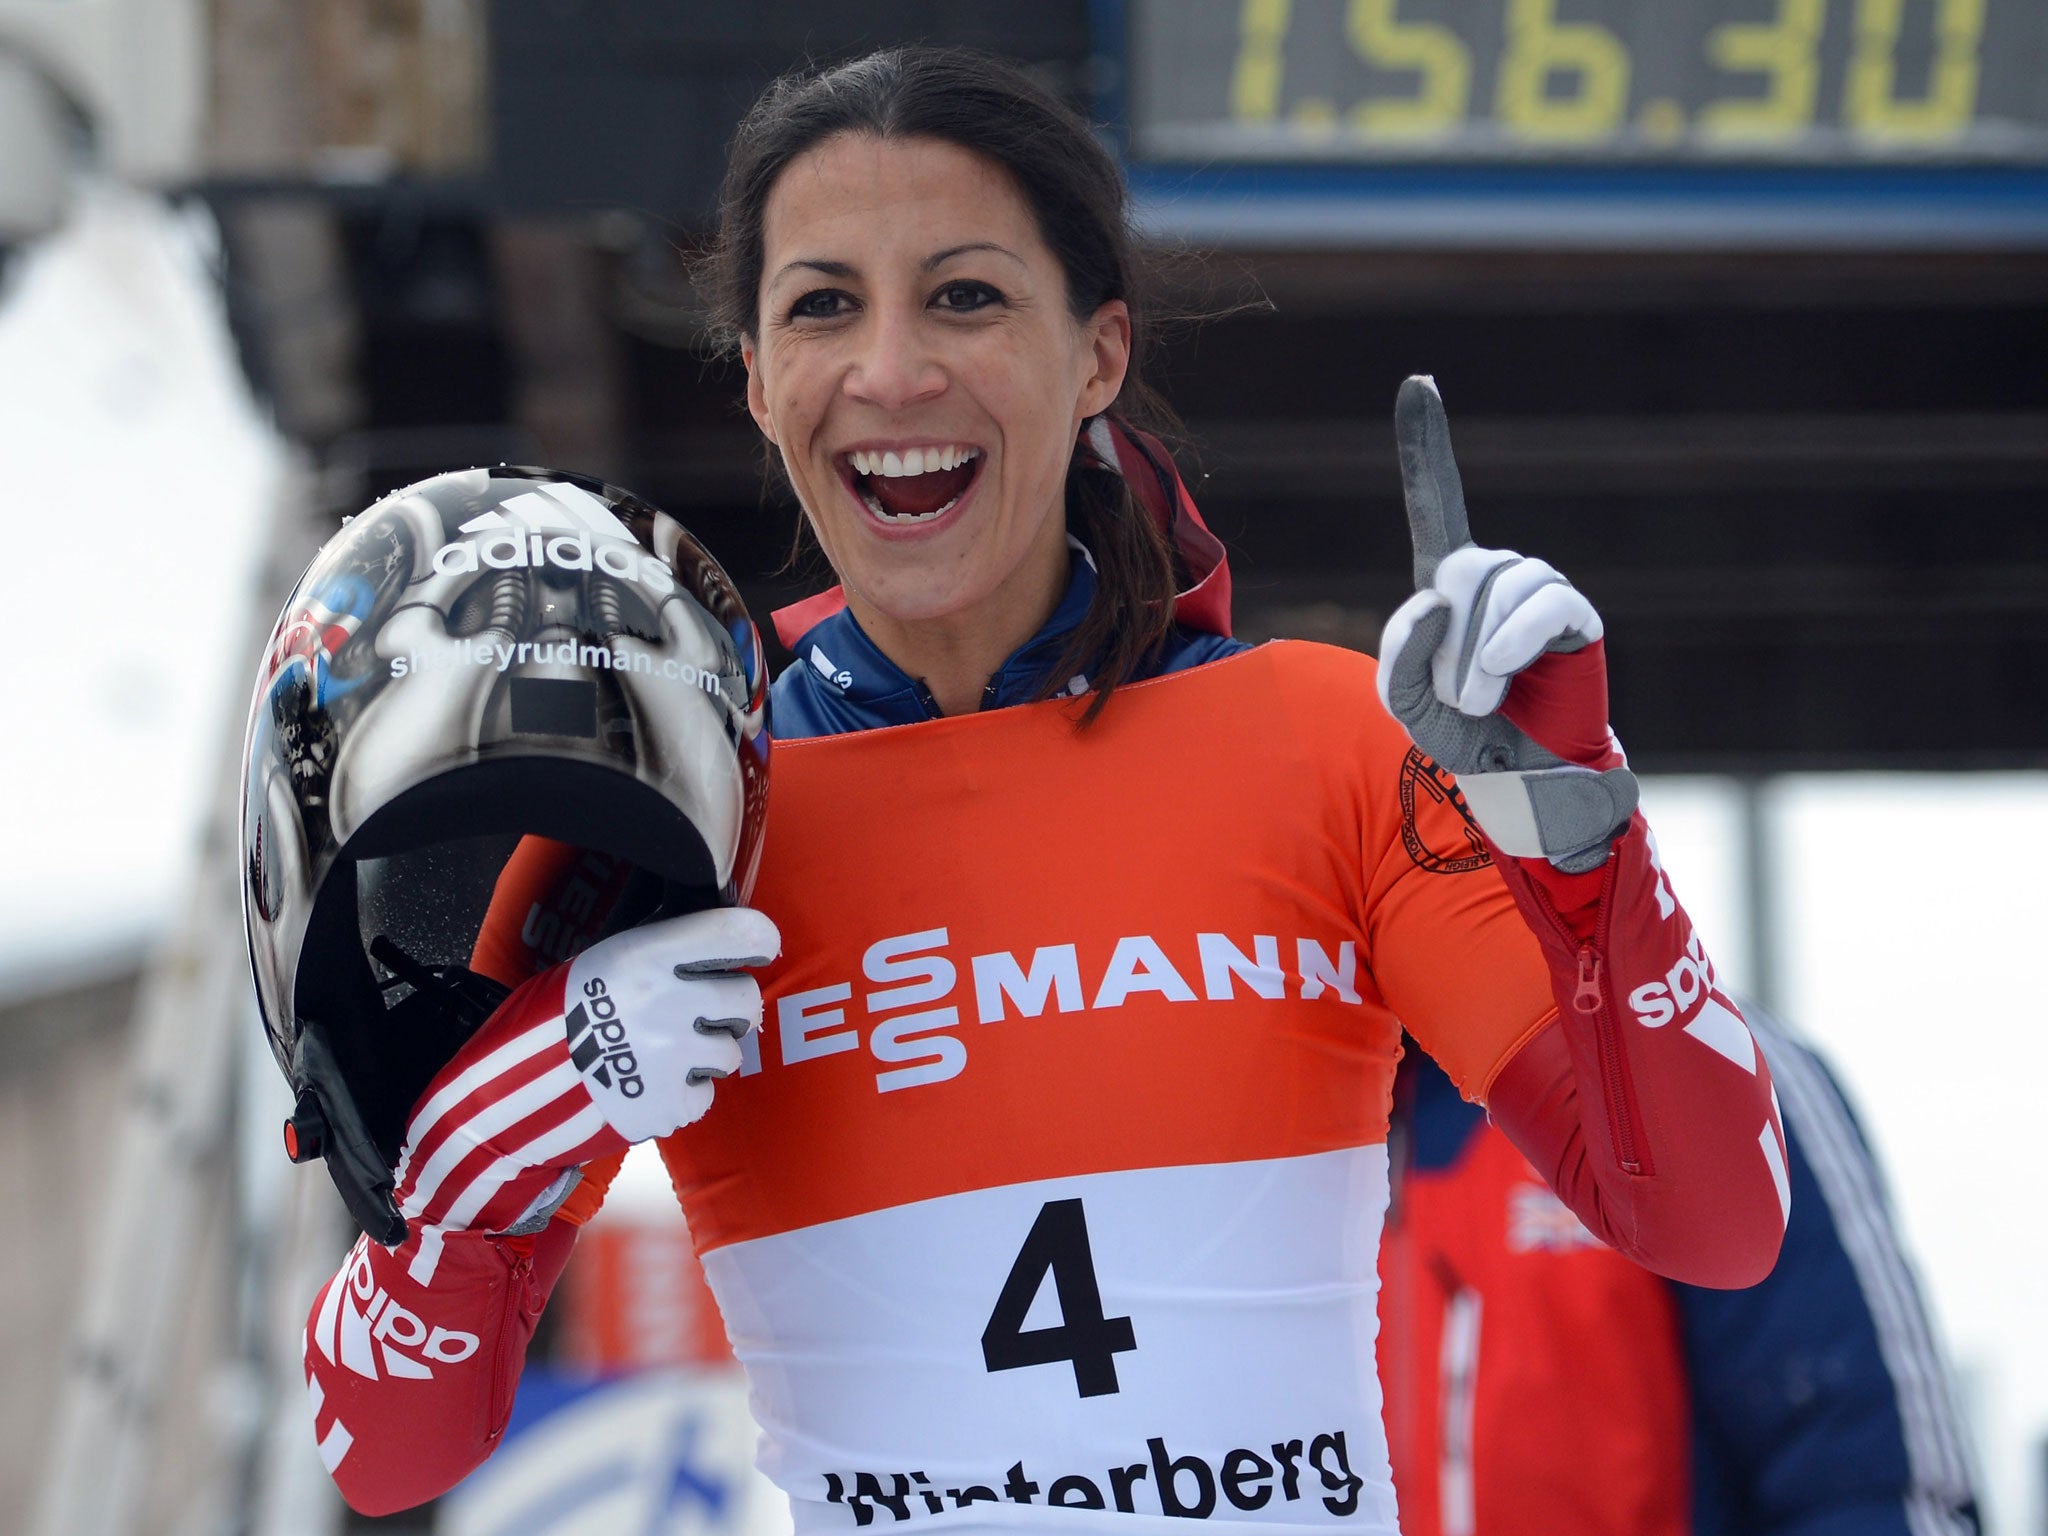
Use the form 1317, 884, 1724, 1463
923, 242, 1026, 271
768, 258, 855, 287
767, 243, 1027, 289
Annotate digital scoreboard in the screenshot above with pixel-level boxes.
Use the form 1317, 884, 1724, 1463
1126, 0, 2048, 164
1107, 0, 2048, 244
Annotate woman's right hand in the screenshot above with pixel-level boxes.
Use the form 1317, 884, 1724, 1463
390, 906, 781, 1261
305, 905, 778, 1511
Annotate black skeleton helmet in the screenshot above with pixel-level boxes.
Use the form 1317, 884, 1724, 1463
241, 467, 769, 1241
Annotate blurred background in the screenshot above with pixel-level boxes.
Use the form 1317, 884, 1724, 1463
0, 0, 2043, 1532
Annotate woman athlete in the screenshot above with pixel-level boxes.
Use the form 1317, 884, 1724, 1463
300, 47, 1789, 1532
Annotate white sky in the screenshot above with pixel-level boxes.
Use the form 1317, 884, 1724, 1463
3, 187, 2041, 1533
1642, 775, 2048, 1535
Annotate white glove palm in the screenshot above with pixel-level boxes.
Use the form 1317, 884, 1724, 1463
1375, 376, 1636, 872
556, 907, 777, 1142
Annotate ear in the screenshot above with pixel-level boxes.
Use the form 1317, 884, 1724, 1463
1075, 300, 1132, 422
742, 338, 778, 445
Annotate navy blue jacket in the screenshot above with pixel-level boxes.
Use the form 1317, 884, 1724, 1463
769, 551, 1245, 742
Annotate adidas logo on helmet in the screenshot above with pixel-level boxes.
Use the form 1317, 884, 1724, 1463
431, 483, 677, 595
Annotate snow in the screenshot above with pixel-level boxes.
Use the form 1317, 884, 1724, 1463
0, 182, 288, 1000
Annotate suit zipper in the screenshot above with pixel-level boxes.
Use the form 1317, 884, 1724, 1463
489, 1247, 536, 1439
1527, 857, 1643, 1175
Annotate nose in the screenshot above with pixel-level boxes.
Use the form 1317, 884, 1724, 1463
844, 306, 945, 411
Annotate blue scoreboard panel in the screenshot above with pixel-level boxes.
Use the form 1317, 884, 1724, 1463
1106, 0, 2048, 243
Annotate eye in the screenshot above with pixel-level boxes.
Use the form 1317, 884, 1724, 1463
786, 288, 853, 322
932, 280, 1002, 314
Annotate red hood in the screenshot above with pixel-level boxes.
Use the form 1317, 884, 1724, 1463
771, 415, 1233, 650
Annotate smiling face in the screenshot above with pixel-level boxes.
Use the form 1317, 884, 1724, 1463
743, 133, 1130, 666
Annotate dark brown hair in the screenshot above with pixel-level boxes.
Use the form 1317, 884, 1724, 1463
701, 46, 1181, 721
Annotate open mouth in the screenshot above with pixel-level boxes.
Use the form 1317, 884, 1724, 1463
843, 444, 983, 525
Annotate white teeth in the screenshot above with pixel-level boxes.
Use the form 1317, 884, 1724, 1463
860, 488, 964, 525
848, 445, 979, 478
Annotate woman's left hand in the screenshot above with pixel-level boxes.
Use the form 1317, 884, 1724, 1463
1375, 375, 1638, 874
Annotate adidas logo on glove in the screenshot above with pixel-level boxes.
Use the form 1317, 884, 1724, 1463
566, 976, 646, 1100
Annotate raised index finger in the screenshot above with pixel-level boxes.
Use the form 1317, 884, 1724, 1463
1394, 374, 1472, 589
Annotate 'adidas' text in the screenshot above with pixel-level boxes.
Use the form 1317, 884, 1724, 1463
431, 485, 675, 595
567, 976, 646, 1099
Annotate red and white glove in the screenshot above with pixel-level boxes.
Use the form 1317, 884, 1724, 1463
302, 905, 779, 1513
390, 904, 780, 1284
1376, 375, 1637, 872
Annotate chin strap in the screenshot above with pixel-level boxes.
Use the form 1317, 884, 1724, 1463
1076, 415, 1233, 637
